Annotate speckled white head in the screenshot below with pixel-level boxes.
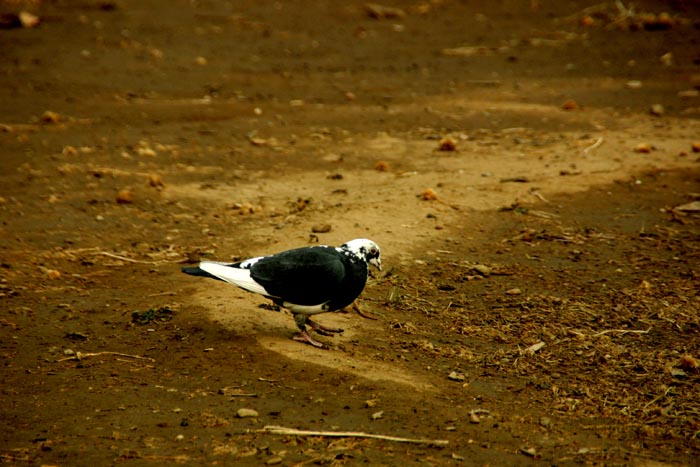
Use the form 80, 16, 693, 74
340, 238, 381, 271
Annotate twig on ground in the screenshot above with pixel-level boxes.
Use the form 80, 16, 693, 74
592, 327, 652, 337
58, 351, 155, 362
583, 136, 604, 154
96, 251, 181, 265
532, 191, 550, 204
259, 425, 449, 446
643, 386, 674, 410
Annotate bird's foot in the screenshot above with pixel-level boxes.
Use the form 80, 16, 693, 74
307, 319, 344, 336
292, 329, 326, 348
351, 300, 378, 320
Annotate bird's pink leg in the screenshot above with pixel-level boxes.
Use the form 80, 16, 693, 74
292, 329, 326, 348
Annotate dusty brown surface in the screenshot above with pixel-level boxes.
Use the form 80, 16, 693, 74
2, 1, 700, 465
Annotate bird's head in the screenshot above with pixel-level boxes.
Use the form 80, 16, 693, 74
342, 238, 382, 271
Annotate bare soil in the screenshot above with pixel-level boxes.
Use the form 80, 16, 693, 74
1, 1, 700, 465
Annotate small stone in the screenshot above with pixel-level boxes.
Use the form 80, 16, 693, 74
421, 188, 439, 201
41, 110, 61, 124
691, 142, 700, 153
649, 104, 664, 116
45, 269, 61, 280
136, 147, 157, 157
634, 143, 653, 153
18, 11, 40, 28
626, 80, 643, 89
195, 56, 207, 66
438, 136, 457, 151
469, 411, 480, 423
374, 160, 390, 171
561, 99, 578, 110
63, 349, 75, 356
266, 456, 283, 465
236, 408, 259, 418
371, 411, 383, 420
539, 416, 552, 428
116, 189, 133, 204
62, 145, 78, 156
580, 15, 594, 26
505, 288, 522, 295
175, 434, 185, 441
471, 264, 491, 277
365, 3, 406, 19
148, 174, 165, 189
448, 371, 466, 382
660, 52, 673, 67
674, 201, 700, 212
311, 224, 331, 233
679, 355, 699, 370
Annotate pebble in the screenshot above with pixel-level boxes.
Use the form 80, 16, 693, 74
448, 371, 466, 381
116, 189, 133, 204
45, 269, 61, 280
374, 160, 390, 171
19, 11, 40, 28
311, 224, 332, 233
148, 174, 165, 189
691, 142, 700, 153
649, 104, 664, 116
438, 136, 457, 151
471, 264, 491, 277
266, 456, 283, 465
236, 408, 259, 418
561, 99, 578, 110
625, 80, 642, 89
421, 188, 439, 201
505, 288, 522, 295
634, 143, 653, 153
136, 147, 157, 157
40, 110, 61, 124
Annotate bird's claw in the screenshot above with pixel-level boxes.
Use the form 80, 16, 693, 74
293, 330, 327, 348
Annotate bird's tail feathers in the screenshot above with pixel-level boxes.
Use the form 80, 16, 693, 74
198, 262, 270, 296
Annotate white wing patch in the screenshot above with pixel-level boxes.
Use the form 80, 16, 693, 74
238, 256, 263, 269
199, 262, 270, 296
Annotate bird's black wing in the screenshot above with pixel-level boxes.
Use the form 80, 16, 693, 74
249, 246, 347, 306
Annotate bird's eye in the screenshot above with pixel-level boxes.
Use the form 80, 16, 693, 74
370, 247, 377, 256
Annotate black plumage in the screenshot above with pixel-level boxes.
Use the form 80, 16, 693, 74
181, 238, 381, 347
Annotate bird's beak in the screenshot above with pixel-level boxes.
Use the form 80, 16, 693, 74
370, 258, 382, 271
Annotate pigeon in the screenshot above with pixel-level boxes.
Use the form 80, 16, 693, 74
181, 238, 381, 348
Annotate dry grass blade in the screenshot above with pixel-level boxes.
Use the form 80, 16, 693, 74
260, 425, 449, 446
58, 351, 155, 362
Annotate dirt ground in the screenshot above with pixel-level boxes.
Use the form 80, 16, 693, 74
2, 1, 700, 465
